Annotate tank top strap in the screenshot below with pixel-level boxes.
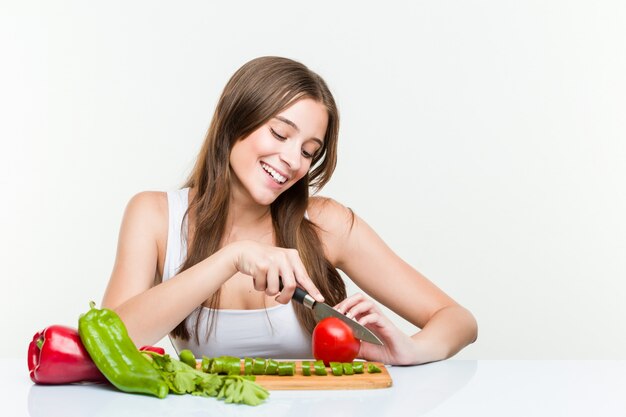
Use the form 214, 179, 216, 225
162, 188, 189, 282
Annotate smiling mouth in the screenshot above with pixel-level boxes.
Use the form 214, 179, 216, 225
261, 162, 287, 184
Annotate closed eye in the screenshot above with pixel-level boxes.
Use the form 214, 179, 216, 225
271, 126, 317, 159
270, 128, 286, 141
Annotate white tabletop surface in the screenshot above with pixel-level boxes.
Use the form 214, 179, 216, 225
3, 358, 625, 416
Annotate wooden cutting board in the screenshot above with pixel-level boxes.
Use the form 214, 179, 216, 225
245, 361, 392, 390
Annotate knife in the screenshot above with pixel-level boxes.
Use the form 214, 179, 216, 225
280, 280, 384, 345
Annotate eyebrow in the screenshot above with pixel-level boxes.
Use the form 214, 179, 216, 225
274, 116, 324, 147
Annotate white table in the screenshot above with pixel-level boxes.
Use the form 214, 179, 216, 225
3, 358, 625, 416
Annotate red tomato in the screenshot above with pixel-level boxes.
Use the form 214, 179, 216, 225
312, 317, 361, 365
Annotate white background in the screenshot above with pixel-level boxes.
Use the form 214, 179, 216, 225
1, 0, 624, 360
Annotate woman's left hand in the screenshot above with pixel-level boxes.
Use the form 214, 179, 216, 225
334, 293, 419, 365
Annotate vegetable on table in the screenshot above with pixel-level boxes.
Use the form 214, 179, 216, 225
144, 352, 269, 406
243, 357, 253, 375
329, 362, 343, 376
139, 345, 166, 355
312, 317, 361, 365
301, 361, 311, 376
78, 301, 169, 399
277, 361, 295, 376
201, 356, 213, 373
342, 362, 354, 375
217, 375, 269, 406
252, 358, 266, 375
367, 363, 382, 373
314, 360, 328, 376
210, 356, 241, 375
28, 325, 107, 385
324, 361, 380, 376
265, 359, 278, 375
352, 361, 364, 374
178, 349, 197, 368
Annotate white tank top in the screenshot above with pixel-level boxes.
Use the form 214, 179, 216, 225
163, 188, 312, 359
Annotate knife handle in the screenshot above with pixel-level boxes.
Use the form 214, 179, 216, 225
292, 287, 309, 305
279, 278, 313, 308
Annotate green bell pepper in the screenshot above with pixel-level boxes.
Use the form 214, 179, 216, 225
78, 302, 169, 398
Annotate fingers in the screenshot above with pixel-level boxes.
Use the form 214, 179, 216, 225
335, 293, 380, 321
274, 271, 295, 304
288, 249, 324, 303
265, 265, 280, 296
268, 248, 324, 303
274, 253, 324, 304
236, 242, 324, 304
335, 293, 367, 315
357, 312, 385, 328
251, 271, 267, 292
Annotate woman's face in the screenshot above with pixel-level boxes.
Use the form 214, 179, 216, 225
229, 98, 328, 206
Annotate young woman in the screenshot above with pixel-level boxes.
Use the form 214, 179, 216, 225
102, 56, 477, 365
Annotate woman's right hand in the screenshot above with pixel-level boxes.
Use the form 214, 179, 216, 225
227, 240, 325, 304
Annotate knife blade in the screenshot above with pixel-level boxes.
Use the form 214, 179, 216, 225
283, 283, 384, 345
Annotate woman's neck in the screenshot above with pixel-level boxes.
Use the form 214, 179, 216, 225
228, 200, 271, 229
223, 190, 274, 244
187, 186, 274, 245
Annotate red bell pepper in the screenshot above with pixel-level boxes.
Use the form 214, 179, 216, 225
28, 325, 107, 384
139, 345, 166, 355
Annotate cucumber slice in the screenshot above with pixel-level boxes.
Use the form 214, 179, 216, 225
342, 362, 354, 375
265, 359, 279, 375
244, 357, 253, 375
367, 363, 382, 373
330, 362, 343, 376
314, 360, 327, 376
301, 361, 311, 376
252, 358, 266, 375
278, 361, 295, 376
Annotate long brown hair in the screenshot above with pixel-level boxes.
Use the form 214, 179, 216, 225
170, 56, 346, 343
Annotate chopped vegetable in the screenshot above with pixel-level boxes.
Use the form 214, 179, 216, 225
314, 360, 327, 376
210, 356, 240, 375
352, 361, 364, 374
301, 361, 311, 376
330, 362, 343, 376
265, 359, 278, 375
144, 352, 269, 406
342, 362, 354, 375
201, 356, 212, 373
243, 357, 253, 375
143, 352, 206, 394
252, 358, 266, 375
277, 361, 295, 376
227, 358, 241, 375
367, 363, 382, 373
178, 350, 197, 369
217, 375, 268, 406
209, 356, 225, 374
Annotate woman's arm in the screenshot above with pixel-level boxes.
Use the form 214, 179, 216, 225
101, 192, 238, 346
309, 197, 477, 365
102, 192, 324, 347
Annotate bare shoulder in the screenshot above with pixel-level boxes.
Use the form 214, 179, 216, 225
121, 191, 168, 239
102, 191, 170, 309
307, 196, 354, 234
307, 197, 356, 263
125, 191, 167, 220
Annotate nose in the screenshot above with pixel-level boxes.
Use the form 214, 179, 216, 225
279, 141, 301, 172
